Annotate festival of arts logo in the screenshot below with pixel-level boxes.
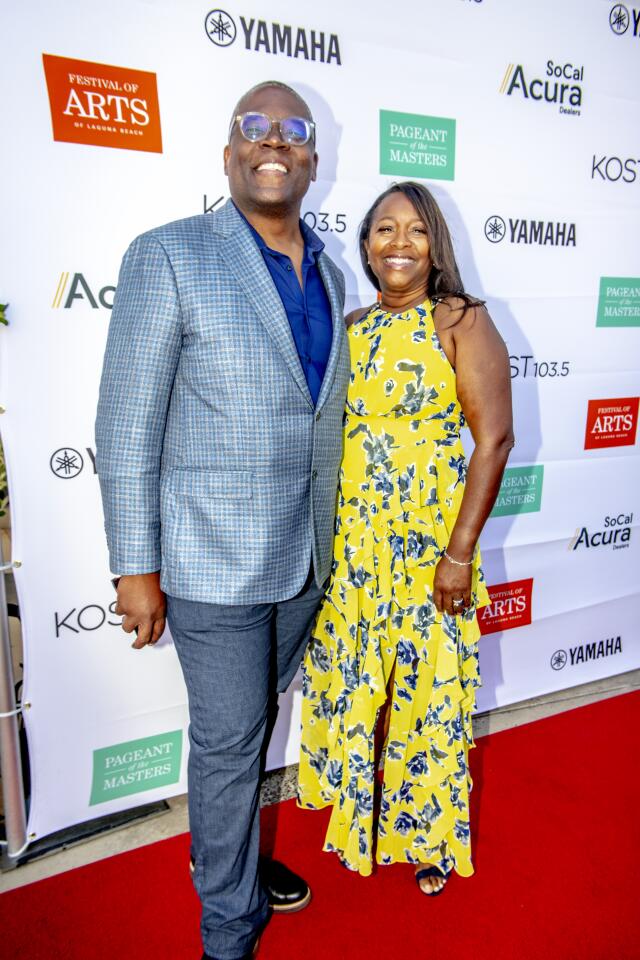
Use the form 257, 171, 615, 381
42, 54, 162, 153
490, 466, 544, 518
584, 398, 639, 449
499, 59, 584, 116
90, 730, 183, 805
478, 578, 534, 636
379, 110, 456, 181
596, 277, 640, 327
204, 9, 341, 64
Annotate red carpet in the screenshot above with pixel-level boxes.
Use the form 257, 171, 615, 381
2, 691, 638, 960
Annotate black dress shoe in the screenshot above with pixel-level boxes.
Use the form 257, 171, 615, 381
190, 854, 311, 914
259, 856, 311, 913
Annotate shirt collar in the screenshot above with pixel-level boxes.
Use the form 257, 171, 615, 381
232, 200, 325, 257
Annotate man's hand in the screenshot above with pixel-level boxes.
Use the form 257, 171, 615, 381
115, 572, 166, 649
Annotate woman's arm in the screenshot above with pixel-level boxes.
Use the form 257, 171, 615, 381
432, 300, 514, 614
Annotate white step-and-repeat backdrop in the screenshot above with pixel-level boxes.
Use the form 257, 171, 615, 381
1, 0, 639, 843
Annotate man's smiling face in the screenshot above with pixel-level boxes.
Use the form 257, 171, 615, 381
224, 85, 318, 217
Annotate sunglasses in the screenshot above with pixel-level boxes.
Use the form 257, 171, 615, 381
229, 112, 315, 146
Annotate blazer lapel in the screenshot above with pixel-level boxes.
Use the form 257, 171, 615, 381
316, 253, 347, 410
216, 206, 313, 408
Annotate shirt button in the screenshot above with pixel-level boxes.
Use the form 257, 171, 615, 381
286, 264, 293, 271
311, 469, 318, 480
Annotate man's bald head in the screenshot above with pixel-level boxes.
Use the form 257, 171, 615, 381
230, 81, 313, 133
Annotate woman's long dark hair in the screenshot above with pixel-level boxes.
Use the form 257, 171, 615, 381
359, 181, 482, 312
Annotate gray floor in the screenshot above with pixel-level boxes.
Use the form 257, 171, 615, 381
2, 668, 638, 892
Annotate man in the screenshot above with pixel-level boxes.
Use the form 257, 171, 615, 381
95, 81, 349, 960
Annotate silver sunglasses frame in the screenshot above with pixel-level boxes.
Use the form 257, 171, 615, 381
229, 112, 316, 145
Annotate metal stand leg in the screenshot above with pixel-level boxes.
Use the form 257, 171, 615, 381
0, 540, 28, 869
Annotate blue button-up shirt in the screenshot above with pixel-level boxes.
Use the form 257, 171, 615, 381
235, 205, 333, 405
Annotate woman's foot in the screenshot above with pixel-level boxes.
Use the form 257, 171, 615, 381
415, 864, 448, 896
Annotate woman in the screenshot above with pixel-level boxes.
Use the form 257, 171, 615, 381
298, 181, 513, 895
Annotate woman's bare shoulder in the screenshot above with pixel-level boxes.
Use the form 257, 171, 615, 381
433, 295, 489, 332
345, 304, 375, 328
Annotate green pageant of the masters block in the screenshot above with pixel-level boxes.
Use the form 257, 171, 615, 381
90, 729, 183, 805
490, 465, 544, 518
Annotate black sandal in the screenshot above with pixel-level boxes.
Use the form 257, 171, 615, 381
415, 865, 448, 896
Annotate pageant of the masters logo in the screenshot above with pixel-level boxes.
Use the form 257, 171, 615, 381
42, 53, 162, 153
90, 730, 182, 805
379, 110, 456, 181
597, 277, 640, 327
490, 465, 544, 518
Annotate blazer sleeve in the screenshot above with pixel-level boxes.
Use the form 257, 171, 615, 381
95, 233, 182, 574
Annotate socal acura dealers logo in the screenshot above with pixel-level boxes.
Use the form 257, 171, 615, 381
569, 513, 633, 551
484, 215, 576, 246
52, 272, 115, 310
500, 59, 584, 116
204, 9, 342, 64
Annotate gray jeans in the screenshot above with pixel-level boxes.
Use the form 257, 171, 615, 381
167, 566, 323, 960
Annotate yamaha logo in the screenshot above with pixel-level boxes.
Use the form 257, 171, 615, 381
610, 4, 630, 33
50, 447, 84, 479
204, 9, 342, 64
484, 216, 506, 243
550, 650, 567, 670
205, 9, 237, 46
485, 216, 576, 247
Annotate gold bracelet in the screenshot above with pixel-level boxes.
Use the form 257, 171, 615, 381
443, 549, 473, 567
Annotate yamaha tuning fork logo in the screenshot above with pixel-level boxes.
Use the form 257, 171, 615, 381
205, 9, 237, 45
610, 4, 630, 33
50, 447, 84, 478
204, 8, 342, 64
608, 4, 640, 36
484, 216, 506, 243
50, 446, 97, 478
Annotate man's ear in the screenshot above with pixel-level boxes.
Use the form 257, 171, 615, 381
223, 144, 230, 175
311, 151, 318, 183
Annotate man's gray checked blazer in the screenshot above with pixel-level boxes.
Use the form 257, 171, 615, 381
95, 200, 350, 604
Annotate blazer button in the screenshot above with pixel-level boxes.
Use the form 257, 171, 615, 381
311, 469, 318, 480
315, 412, 321, 421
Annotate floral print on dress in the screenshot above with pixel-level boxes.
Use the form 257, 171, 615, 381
298, 300, 490, 878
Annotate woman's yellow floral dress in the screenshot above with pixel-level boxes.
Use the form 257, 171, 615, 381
298, 299, 490, 878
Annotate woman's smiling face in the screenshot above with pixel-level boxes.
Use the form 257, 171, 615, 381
364, 191, 432, 299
